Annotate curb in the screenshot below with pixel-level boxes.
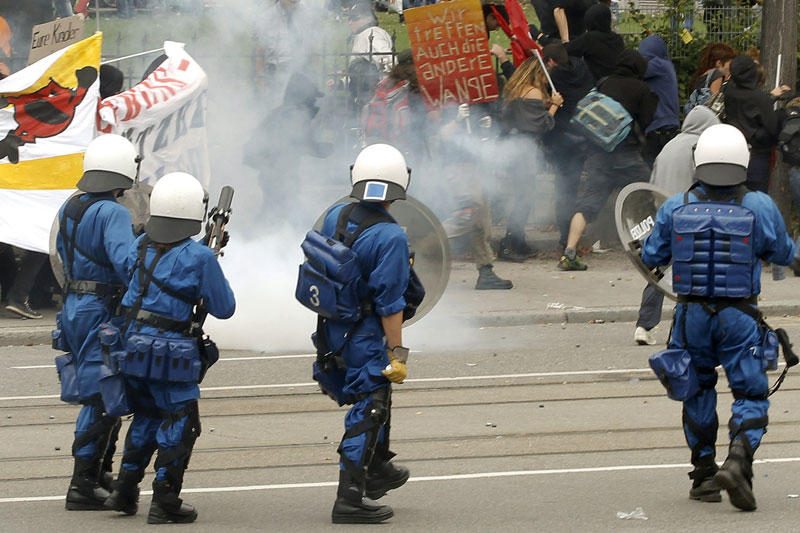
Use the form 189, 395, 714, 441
2, 303, 800, 348
456, 301, 800, 329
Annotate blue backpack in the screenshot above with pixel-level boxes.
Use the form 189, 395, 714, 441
295, 203, 395, 322
570, 78, 633, 152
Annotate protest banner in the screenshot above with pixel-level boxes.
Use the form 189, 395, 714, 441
99, 41, 210, 187
28, 15, 85, 65
405, 0, 499, 108
0, 33, 101, 253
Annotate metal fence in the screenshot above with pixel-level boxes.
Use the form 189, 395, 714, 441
614, 3, 761, 57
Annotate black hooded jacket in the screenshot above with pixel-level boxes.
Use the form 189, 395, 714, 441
564, 4, 624, 81
597, 49, 659, 134
723, 55, 782, 154
549, 56, 594, 136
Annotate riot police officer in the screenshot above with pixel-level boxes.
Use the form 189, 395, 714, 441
308, 144, 415, 524
56, 134, 139, 510
641, 124, 797, 511
104, 172, 235, 524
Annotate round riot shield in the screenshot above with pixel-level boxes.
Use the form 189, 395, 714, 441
315, 195, 451, 326
614, 182, 676, 301
49, 183, 153, 288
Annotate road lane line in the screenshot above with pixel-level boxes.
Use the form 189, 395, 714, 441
3, 457, 799, 503
0, 367, 661, 401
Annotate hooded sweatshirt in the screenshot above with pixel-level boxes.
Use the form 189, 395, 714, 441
650, 106, 721, 194
598, 49, 659, 136
638, 35, 680, 134
548, 56, 594, 137
565, 4, 625, 81
723, 55, 783, 154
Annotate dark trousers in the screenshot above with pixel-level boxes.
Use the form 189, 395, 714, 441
547, 135, 585, 246
636, 283, 665, 330
642, 127, 679, 169
745, 152, 771, 193
8, 249, 47, 304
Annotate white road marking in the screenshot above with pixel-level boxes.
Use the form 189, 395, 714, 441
0, 367, 658, 401
2, 457, 799, 504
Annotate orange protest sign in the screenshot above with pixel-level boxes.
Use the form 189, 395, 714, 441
405, 0, 499, 109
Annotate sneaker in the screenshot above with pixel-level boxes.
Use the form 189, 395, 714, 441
634, 326, 656, 346
557, 255, 587, 271
5, 299, 43, 319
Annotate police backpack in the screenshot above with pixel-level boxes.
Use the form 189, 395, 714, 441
779, 107, 800, 167
569, 78, 633, 152
296, 203, 396, 322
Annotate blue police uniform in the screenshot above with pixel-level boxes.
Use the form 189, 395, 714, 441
116, 235, 235, 489
320, 202, 409, 477
642, 185, 795, 467
56, 193, 134, 480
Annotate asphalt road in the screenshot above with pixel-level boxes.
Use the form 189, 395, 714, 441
3, 318, 800, 532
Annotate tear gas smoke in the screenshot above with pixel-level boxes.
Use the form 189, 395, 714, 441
136, 0, 552, 351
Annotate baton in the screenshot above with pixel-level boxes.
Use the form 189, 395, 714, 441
533, 49, 556, 95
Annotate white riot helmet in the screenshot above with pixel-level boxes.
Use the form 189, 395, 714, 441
694, 123, 750, 187
77, 134, 139, 193
350, 144, 410, 202
145, 172, 207, 244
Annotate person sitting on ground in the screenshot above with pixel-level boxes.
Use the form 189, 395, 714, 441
559, 49, 657, 271
497, 55, 563, 262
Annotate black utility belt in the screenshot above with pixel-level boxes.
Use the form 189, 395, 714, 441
65, 280, 123, 298
122, 306, 191, 334
677, 295, 758, 306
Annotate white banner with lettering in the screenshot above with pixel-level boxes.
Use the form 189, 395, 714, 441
98, 41, 210, 186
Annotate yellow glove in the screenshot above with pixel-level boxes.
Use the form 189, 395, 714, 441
382, 346, 409, 384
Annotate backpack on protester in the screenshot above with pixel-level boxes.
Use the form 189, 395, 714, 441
362, 77, 411, 145
684, 70, 726, 118
779, 106, 800, 167
569, 78, 633, 152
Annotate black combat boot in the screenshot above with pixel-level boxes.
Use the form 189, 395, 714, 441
147, 479, 197, 524
475, 264, 513, 290
65, 458, 111, 511
688, 456, 721, 502
714, 440, 756, 511
104, 468, 142, 516
331, 470, 394, 524
365, 460, 410, 500
497, 234, 534, 263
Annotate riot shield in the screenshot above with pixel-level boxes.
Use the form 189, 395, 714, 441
315, 195, 451, 326
49, 183, 152, 288
614, 182, 676, 301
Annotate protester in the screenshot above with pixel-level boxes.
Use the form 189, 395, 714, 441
4, 250, 47, 319
723, 55, 791, 193
440, 105, 513, 289
541, 43, 593, 248
633, 106, 720, 346
362, 50, 428, 167
497, 55, 563, 262
565, 3, 624, 81
117, 0, 136, 18
687, 42, 735, 102
531, 0, 595, 44
347, 2, 393, 109
638, 34, 680, 168
559, 49, 657, 271
243, 72, 333, 221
